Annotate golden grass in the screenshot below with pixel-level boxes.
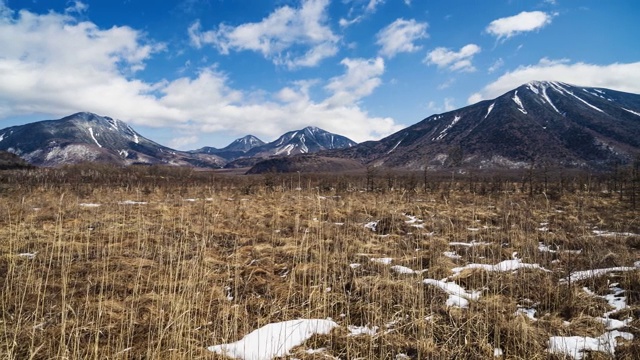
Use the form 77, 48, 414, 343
0, 167, 638, 359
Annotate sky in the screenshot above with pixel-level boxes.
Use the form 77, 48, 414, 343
0, 0, 639, 150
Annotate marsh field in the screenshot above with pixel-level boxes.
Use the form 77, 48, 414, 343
1, 165, 639, 359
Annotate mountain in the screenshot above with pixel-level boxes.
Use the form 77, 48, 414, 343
0, 112, 225, 167
192, 135, 265, 161
218, 126, 357, 167
330, 81, 640, 170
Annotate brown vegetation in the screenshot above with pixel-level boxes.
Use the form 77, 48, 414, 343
0, 164, 638, 359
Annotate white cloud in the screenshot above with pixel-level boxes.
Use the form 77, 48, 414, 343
366, 0, 385, 13
325, 57, 385, 107
65, 1, 88, 14
189, 0, 339, 68
468, 59, 640, 104
424, 44, 480, 72
486, 11, 554, 39
488, 58, 504, 73
0, 0, 12, 19
0, 5, 401, 148
376, 18, 428, 58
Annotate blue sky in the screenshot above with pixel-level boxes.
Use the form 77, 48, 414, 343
0, 0, 639, 149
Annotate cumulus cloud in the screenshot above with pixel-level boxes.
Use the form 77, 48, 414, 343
376, 18, 428, 58
468, 58, 640, 104
0, 1, 11, 20
0, 4, 401, 148
189, 0, 338, 69
424, 44, 480, 72
486, 11, 554, 39
325, 57, 385, 106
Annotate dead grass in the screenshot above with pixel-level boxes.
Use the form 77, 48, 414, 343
0, 167, 638, 359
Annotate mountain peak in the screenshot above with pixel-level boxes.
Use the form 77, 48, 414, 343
0, 113, 224, 167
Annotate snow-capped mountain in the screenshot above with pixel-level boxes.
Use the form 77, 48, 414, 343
192, 135, 265, 161
209, 126, 357, 166
249, 126, 356, 157
0, 112, 224, 167
332, 81, 640, 170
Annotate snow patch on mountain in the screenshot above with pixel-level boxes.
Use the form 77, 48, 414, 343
44, 144, 100, 162
436, 115, 461, 140
512, 91, 527, 114
485, 103, 495, 119
88, 127, 102, 148
623, 108, 640, 117
549, 82, 605, 113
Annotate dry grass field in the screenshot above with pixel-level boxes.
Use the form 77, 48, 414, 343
1, 165, 639, 359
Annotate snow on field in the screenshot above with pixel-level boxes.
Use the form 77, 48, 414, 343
443, 251, 462, 259
538, 242, 582, 254
364, 221, 378, 231
423, 279, 480, 308
449, 241, 490, 247
207, 319, 338, 360
348, 324, 378, 336
371, 257, 393, 265
592, 229, 638, 237
561, 265, 639, 283
451, 259, 550, 276
390, 265, 427, 275
79, 203, 101, 207
515, 307, 537, 321
548, 331, 633, 359
118, 200, 148, 205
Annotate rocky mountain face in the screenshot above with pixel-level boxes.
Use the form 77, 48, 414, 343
0, 112, 225, 167
331, 81, 640, 170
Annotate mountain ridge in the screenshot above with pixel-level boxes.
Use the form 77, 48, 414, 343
324, 81, 640, 170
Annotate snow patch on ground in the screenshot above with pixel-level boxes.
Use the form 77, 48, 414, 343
449, 241, 490, 247
371, 257, 393, 265
548, 331, 633, 359
207, 319, 338, 360
451, 259, 550, 275
118, 200, 148, 205
348, 324, 378, 336
562, 265, 639, 283
592, 229, 637, 237
79, 203, 101, 207
423, 279, 480, 308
